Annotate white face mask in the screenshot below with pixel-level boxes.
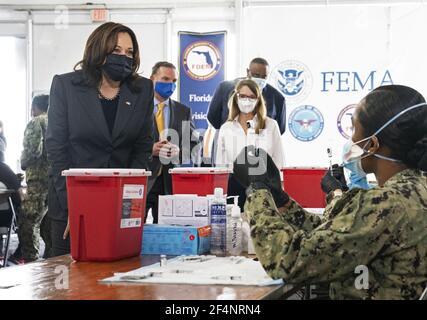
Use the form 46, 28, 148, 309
252, 77, 267, 91
237, 97, 257, 114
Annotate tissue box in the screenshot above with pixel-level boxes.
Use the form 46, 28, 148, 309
158, 195, 210, 227
141, 224, 211, 255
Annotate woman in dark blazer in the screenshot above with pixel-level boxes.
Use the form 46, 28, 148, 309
46, 22, 154, 257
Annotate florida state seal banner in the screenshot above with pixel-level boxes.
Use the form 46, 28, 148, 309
178, 31, 226, 131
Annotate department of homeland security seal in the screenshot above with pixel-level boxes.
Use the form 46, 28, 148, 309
288, 105, 324, 141
270, 60, 313, 104
182, 41, 222, 81
337, 104, 357, 139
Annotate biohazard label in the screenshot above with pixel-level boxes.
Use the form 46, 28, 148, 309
121, 184, 144, 228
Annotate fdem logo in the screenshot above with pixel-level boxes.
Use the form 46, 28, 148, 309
182, 41, 222, 81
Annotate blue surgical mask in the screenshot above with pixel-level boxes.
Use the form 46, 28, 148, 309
155, 81, 176, 99
342, 140, 368, 188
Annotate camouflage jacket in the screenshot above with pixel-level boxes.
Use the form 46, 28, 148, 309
245, 169, 427, 300
21, 114, 48, 184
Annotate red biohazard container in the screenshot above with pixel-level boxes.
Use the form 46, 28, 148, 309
281, 167, 327, 208
169, 167, 232, 196
62, 168, 152, 262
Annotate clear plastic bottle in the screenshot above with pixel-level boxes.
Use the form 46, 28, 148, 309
227, 197, 242, 256
210, 187, 227, 255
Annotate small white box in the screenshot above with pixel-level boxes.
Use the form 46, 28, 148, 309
158, 194, 210, 227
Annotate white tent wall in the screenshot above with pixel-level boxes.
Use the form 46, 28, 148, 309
0, 0, 426, 168
32, 9, 167, 92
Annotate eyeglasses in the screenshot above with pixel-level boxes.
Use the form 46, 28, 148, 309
237, 93, 257, 100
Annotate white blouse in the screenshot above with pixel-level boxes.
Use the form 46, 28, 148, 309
215, 116, 285, 170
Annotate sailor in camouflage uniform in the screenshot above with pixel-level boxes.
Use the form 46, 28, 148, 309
233, 85, 427, 300
18, 95, 50, 262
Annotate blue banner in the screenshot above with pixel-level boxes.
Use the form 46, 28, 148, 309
178, 31, 226, 131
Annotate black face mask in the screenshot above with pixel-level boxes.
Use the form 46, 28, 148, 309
101, 53, 133, 82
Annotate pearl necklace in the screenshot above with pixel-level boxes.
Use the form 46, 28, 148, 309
98, 87, 120, 101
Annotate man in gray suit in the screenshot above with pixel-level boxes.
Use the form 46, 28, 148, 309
146, 61, 199, 223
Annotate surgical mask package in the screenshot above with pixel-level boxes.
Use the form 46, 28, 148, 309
141, 224, 211, 256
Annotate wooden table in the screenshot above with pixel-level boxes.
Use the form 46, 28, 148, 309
0, 255, 288, 300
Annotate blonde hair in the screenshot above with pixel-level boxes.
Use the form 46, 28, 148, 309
227, 79, 267, 134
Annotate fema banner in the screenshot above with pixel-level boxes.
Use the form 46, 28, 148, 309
241, 6, 403, 168
178, 31, 226, 131
268, 59, 393, 167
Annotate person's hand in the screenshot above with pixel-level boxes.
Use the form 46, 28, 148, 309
331, 164, 348, 190
321, 164, 347, 194
159, 143, 179, 159
233, 146, 290, 208
152, 140, 168, 157
63, 217, 70, 240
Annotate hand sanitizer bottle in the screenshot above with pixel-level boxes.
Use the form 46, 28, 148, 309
227, 197, 242, 256
210, 187, 227, 255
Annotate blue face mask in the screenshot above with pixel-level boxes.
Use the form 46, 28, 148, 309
155, 81, 176, 99
342, 141, 370, 189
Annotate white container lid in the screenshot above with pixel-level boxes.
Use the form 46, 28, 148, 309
169, 167, 232, 174
62, 168, 152, 177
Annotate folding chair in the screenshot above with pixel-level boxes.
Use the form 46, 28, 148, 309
0, 189, 17, 268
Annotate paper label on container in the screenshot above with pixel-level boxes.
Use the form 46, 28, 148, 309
122, 185, 144, 199
121, 184, 144, 228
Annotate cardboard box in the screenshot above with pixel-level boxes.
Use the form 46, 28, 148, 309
141, 224, 211, 255
158, 194, 210, 227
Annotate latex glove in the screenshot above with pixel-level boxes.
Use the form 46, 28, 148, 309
233, 145, 290, 208
321, 164, 347, 194
331, 164, 348, 189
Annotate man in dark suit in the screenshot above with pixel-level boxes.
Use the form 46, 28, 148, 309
207, 57, 286, 134
146, 61, 198, 224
